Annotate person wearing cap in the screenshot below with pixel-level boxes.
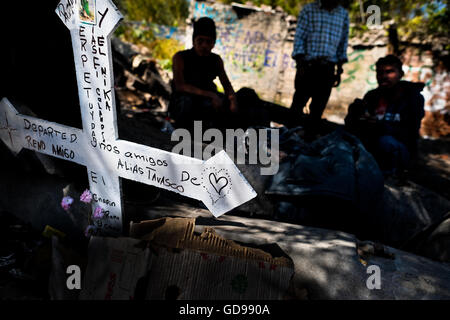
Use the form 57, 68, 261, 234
169, 17, 237, 132
345, 55, 425, 177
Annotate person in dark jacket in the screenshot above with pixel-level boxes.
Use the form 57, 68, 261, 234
345, 55, 425, 176
169, 17, 237, 132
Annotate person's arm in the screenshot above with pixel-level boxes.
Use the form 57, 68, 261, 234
292, 6, 309, 61
336, 11, 349, 65
217, 56, 238, 112
172, 52, 221, 108
407, 92, 425, 154
334, 11, 349, 87
344, 92, 376, 135
412, 93, 425, 133
404, 91, 425, 138
345, 98, 369, 129
333, 63, 344, 87
361, 91, 378, 122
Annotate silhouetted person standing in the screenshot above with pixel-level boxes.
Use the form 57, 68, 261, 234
291, 0, 349, 136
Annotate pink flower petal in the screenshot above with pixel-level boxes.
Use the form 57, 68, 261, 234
80, 189, 93, 203
61, 196, 74, 211
93, 206, 104, 219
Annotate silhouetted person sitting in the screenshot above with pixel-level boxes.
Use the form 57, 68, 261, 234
169, 17, 237, 133
345, 55, 425, 177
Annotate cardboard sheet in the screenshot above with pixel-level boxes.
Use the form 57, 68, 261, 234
80, 217, 294, 299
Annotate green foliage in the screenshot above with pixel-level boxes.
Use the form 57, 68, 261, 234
113, 0, 447, 65
219, 0, 448, 38
422, 1, 450, 36
349, 23, 368, 39
115, 0, 189, 26
114, 0, 188, 70
115, 22, 184, 70
115, 22, 154, 44
347, 0, 449, 38
114, 0, 447, 41
150, 38, 185, 70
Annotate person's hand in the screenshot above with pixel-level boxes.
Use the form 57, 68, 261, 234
333, 66, 344, 87
294, 54, 307, 78
333, 73, 342, 87
210, 93, 223, 111
357, 109, 377, 123
294, 54, 305, 65
229, 95, 238, 113
362, 113, 377, 123
347, 98, 370, 123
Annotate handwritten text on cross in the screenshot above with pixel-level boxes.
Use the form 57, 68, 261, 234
0, 0, 256, 235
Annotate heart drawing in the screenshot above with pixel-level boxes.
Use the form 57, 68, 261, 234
201, 167, 232, 205
209, 173, 229, 195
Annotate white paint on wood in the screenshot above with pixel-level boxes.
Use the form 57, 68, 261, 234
0, 0, 257, 235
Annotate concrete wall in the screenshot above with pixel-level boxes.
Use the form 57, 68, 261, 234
401, 48, 450, 138
186, 1, 387, 111
187, 1, 294, 105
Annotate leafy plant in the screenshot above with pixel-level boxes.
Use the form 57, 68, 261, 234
114, 0, 448, 66
150, 38, 185, 70
219, 0, 449, 39
116, 0, 189, 26
114, 0, 188, 70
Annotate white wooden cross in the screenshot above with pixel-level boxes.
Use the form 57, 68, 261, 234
0, 0, 256, 236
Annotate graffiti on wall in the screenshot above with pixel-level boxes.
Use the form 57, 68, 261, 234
339, 50, 378, 88
126, 21, 186, 43
152, 24, 185, 42
189, 1, 292, 102
215, 25, 295, 76
193, 1, 238, 24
